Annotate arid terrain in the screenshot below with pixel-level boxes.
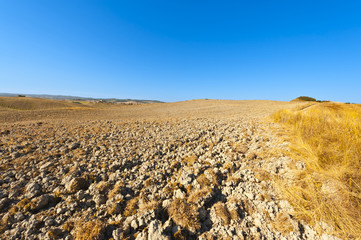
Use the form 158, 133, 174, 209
0, 97, 341, 239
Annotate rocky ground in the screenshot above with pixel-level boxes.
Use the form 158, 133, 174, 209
0, 99, 340, 239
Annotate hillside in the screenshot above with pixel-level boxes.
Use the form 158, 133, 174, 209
0, 99, 343, 239
0, 97, 306, 123
0, 97, 94, 111
0, 93, 162, 104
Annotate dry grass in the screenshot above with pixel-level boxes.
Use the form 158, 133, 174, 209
188, 188, 212, 204
205, 169, 222, 186
196, 174, 211, 188
224, 161, 236, 174
228, 207, 240, 222
47, 228, 62, 239
138, 195, 160, 213
168, 198, 201, 233
96, 181, 110, 194
271, 212, 294, 235
272, 102, 361, 238
254, 170, 271, 182
123, 196, 139, 217
142, 178, 154, 188
72, 219, 106, 240
245, 151, 257, 161
232, 143, 249, 154
108, 181, 124, 200
213, 202, 231, 225
183, 155, 198, 166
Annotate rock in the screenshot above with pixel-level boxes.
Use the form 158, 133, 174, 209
30, 194, 53, 211
112, 228, 124, 240
174, 189, 186, 199
25, 182, 41, 199
76, 190, 85, 200
162, 199, 172, 208
0, 116, 343, 239
178, 171, 194, 187
0, 197, 11, 210
131, 219, 138, 230
148, 220, 168, 240
44, 216, 55, 227
68, 142, 80, 150
56, 207, 66, 214
0, 189, 8, 199
13, 212, 25, 222
254, 217, 262, 227
245, 191, 254, 200
11, 152, 21, 158
172, 225, 181, 235
93, 194, 106, 207
135, 230, 147, 240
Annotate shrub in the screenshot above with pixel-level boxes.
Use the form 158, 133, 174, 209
292, 96, 316, 102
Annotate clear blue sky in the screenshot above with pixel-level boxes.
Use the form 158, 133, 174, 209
1, 1, 361, 102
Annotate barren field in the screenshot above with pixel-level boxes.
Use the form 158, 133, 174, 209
0, 98, 340, 239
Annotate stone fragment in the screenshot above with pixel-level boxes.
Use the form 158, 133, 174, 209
25, 182, 41, 199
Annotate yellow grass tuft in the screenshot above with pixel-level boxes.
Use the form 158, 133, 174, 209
213, 202, 231, 225
272, 102, 361, 238
196, 174, 211, 188
183, 155, 198, 166
108, 181, 124, 200
96, 181, 110, 194
188, 188, 212, 204
271, 212, 294, 235
123, 196, 139, 217
138, 195, 160, 213
168, 198, 201, 233
72, 219, 105, 240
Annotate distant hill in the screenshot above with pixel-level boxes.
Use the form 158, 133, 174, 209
0, 93, 163, 104
291, 96, 316, 102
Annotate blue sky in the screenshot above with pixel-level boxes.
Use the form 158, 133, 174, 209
1, 1, 361, 102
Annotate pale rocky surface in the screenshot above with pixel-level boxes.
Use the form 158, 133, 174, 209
0, 99, 340, 239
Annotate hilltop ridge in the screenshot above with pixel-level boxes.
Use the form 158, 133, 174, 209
0, 93, 163, 104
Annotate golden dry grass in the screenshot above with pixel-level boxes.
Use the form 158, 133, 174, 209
272, 102, 361, 238
123, 196, 139, 217
271, 212, 294, 235
96, 181, 111, 194
168, 198, 201, 233
183, 155, 198, 167
72, 219, 105, 240
213, 202, 231, 225
187, 188, 212, 204
196, 174, 211, 189
108, 181, 124, 200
